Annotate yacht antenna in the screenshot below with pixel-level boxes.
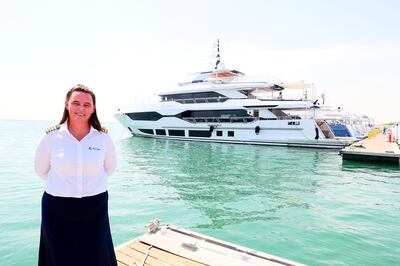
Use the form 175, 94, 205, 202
214, 39, 221, 70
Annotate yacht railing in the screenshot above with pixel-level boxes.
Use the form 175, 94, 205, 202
183, 117, 258, 123
162, 96, 231, 103
183, 115, 301, 123
162, 95, 307, 104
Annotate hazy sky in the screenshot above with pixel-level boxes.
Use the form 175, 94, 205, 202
1, 0, 399, 123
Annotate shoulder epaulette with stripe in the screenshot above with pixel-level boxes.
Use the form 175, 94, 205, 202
45, 124, 61, 134
100, 127, 108, 133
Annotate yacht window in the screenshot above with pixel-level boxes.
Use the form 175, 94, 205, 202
164, 91, 225, 100
207, 98, 218, 103
168, 129, 185, 136
193, 98, 206, 103
180, 109, 250, 119
138, 129, 154, 134
127, 112, 162, 121
161, 91, 228, 103
228, 131, 234, 137
216, 130, 223, 136
189, 130, 212, 137
155, 129, 166, 135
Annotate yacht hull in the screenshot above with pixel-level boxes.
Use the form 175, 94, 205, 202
115, 113, 355, 149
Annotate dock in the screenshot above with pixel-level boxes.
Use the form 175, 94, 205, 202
115, 220, 305, 266
340, 133, 400, 164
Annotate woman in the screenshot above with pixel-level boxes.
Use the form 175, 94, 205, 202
35, 84, 117, 266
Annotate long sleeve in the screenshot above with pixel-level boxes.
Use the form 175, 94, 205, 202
34, 134, 51, 180
104, 134, 117, 176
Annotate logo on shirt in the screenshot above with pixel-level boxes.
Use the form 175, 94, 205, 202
88, 147, 100, 151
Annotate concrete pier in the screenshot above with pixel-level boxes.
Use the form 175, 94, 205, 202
340, 133, 400, 164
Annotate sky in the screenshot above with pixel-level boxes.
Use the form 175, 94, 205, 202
1, 0, 399, 124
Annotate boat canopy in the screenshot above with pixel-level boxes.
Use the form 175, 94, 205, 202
190, 69, 245, 83
158, 81, 283, 97
280, 81, 313, 90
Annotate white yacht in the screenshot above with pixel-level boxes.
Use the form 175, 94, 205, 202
114, 44, 358, 149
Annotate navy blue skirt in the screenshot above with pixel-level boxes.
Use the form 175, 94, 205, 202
39, 191, 117, 266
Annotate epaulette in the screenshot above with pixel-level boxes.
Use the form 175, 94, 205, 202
100, 127, 108, 133
45, 124, 61, 134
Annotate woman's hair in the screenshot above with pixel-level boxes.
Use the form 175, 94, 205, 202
59, 84, 102, 131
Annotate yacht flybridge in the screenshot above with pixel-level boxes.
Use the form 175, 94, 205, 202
114, 43, 360, 149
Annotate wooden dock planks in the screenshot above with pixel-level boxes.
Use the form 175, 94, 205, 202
116, 238, 208, 266
115, 225, 305, 266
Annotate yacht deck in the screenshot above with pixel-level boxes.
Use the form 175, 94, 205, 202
340, 133, 400, 164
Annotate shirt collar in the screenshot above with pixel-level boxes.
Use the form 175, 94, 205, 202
89, 125, 98, 135
59, 122, 69, 133
59, 122, 99, 136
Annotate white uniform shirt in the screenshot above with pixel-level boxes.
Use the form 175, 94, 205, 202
34, 123, 117, 198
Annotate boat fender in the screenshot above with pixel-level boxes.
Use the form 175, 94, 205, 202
209, 125, 214, 133
255, 126, 260, 135
315, 127, 319, 140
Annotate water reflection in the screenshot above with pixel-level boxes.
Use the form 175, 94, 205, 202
341, 159, 400, 173
116, 137, 333, 228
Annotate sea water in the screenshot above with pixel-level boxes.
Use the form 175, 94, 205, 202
0, 120, 399, 266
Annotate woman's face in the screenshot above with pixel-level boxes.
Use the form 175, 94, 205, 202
65, 91, 95, 123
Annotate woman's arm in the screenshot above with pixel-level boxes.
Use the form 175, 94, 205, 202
34, 134, 51, 180
104, 134, 117, 176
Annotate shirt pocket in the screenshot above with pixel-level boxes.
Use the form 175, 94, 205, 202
83, 146, 105, 178
50, 147, 76, 179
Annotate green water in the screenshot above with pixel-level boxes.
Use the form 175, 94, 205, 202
1, 120, 399, 265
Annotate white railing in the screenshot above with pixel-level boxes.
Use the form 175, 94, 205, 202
162, 95, 309, 104
182, 115, 300, 123
162, 96, 231, 103
183, 116, 258, 123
